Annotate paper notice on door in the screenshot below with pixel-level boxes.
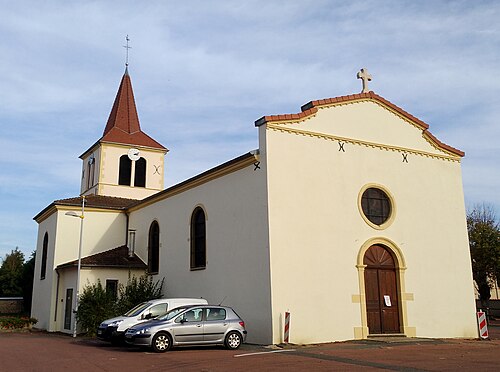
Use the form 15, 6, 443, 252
384, 295, 392, 307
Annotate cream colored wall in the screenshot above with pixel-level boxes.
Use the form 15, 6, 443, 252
263, 101, 477, 344
128, 163, 273, 344
53, 208, 127, 267
32, 207, 127, 331
88, 143, 165, 199
290, 102, 447, 156
55, 267, 145, 334
31, 213, 58, 331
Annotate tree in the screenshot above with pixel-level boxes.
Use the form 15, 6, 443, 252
0, 248, 25, 297
21, 251, 36, 312
467, 204, 500, 311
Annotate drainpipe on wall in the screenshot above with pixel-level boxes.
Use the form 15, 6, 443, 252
54, 268, 60, 322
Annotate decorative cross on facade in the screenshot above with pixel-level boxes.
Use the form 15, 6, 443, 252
123, 35, 132, 67
357, 68, 372, 93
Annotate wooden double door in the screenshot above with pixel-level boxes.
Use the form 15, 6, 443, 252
364, 245, 401, 334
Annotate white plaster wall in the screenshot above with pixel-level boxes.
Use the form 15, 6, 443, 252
31, 213, 58, 331
55, 267, 146, 334
53, 208, 127, 267
128, 163, 272, 344
263, 101, 477, 344
32, 207, 127, 331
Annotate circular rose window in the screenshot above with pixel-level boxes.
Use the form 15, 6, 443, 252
361, 187, 392, 227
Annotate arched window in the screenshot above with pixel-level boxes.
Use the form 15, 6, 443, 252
134, 157, 147, 187
86, 157, 95, 189
190, 207, 206, 270
148, 221, 160, 274
118, 155, 132, 186
41, 232, 48, 280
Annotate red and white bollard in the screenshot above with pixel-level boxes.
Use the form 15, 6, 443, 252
477, 310, 489, 339
284, 311, 291, 343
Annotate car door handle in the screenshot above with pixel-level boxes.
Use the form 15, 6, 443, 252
196, 324, 202, 327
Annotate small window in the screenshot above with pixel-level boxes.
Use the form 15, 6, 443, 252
134, 157, 147, 187
206, 308, 226, 321
105, 279, 118, 300
148, 221, 160, 274
118, 155, 132, 186
361, 187, 392, 226
190, 207, 206, 270
41, 233, 48, 280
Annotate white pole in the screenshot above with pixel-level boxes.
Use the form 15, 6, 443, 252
73, 196, 85, 338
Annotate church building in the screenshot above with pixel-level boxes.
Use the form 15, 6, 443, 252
31, 67, 478, 344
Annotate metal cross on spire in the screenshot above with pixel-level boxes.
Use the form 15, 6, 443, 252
123, 35, 132, 67
357, 68, 372, 93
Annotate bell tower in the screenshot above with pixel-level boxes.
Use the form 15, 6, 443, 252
79, 68, 168, 200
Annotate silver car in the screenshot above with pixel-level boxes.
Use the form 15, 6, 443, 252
124, 305, 247, 352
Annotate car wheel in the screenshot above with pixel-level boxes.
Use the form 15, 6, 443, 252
224, 331, 242, 350
152, 332, 172, 353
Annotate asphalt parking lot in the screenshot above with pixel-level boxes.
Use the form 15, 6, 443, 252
0, 324, 499, 371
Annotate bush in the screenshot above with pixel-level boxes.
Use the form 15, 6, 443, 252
76, 280, 116, 336
116, 274, 164, 315
76, 274, 164, 336
0, 316, 37, 330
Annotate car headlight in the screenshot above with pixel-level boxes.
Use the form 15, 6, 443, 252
136, 328, 150, 335
109, 320, 123, 327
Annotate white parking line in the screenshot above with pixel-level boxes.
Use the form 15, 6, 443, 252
234, 349, 296, 357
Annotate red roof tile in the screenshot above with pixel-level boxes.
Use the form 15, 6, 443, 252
100, 69, 166, 150
57, 245, 146, 269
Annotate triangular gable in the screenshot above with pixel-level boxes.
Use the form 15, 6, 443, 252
255, 92, 464, 159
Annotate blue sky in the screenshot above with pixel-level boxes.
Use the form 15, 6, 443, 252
1, 0, 499, 260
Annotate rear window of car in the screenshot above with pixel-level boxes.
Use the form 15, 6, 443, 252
205, 308, 226, 321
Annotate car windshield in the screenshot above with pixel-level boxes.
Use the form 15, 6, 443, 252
156, 307, 189, 321
123, 302, 152, 317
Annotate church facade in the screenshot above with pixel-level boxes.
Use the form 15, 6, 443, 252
31, 68, 478, 344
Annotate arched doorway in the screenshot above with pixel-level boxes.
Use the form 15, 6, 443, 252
364, 245, 401, 334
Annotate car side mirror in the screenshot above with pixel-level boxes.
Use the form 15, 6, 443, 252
143, 313, 152, 320
180, 318, 187, 324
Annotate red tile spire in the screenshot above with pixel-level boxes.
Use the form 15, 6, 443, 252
100, 69, 166, 150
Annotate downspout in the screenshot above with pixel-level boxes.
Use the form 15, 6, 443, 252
54, 268, 60, 322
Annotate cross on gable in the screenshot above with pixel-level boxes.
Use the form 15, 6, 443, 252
357, 68, 372, 93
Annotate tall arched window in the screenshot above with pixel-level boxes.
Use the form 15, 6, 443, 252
134, 157, 147, 187
148, 221, 160, 274
118, 155, 132, 186
190, 207, 206, 270
41, 232, 48, 280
